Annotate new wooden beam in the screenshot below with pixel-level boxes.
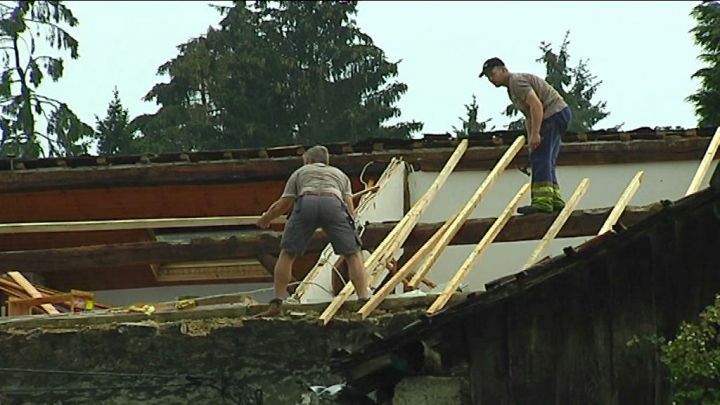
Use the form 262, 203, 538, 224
686, 127, 720, 195
294, 159, 405, 301
319, 140, 470, 325
522, 178, 590, 270
407, 136, 525, 288
426, 183, 530, 314
0, 216, 285, 234
599, 171, 644, 235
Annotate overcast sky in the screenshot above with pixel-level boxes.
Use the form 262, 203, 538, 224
40, 1, 703, 139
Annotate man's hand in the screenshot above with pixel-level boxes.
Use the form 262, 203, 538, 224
256, 214, 271, 229
528, 132, 541, 151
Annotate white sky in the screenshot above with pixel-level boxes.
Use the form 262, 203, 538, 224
39, 1, 703, 139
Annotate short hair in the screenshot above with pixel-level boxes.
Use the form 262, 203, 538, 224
303, 145, 330, 164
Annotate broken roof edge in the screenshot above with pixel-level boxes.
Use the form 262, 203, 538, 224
331, 181, 720, 375
0, 126, 714, 173
0, 135, 715, 194
0, 288, 471, 333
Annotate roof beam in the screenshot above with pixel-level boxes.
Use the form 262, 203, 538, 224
0, 138, 713, 193
0, 205, 661, 274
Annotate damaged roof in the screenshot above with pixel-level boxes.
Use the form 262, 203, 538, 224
331, 161, 720, 380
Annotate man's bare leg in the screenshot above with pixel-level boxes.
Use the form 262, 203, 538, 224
344, 251, 369, 299
274, 250, 296, 300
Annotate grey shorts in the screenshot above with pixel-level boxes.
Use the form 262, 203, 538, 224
280, 195, 362, 256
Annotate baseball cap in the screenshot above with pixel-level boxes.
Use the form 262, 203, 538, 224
479, 57, 505, 78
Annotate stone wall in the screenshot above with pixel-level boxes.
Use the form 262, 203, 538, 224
0, 301, 427, 405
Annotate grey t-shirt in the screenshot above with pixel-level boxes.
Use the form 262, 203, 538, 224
507, 73, 568, 120
281, 163, 353, 201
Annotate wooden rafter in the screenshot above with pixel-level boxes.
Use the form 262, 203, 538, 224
522, 178, 590, 270
426, 183, 530, 315
293, 158, 405, 301
407, 135, 526, 289
686, 126, 720, 195
319, 140, 469, 325
598, 171, 644, 235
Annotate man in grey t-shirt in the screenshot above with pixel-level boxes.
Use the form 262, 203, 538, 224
479, 57, 572, 214
256, 145, 368, 311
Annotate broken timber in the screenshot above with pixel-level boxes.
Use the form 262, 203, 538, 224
7, 271, 59, 314
0, 206, 662, 274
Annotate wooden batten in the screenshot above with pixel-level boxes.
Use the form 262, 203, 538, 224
319, 140, 469, 325
522, 178, 591, 270
407, 135, 526, 289
686, 126, 720, 195
598, 171, 644, 235
426, 183, 530, 315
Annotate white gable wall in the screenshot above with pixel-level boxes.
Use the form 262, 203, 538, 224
408, 159, 718, 293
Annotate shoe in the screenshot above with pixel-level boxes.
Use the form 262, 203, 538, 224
266, 298, 283, 316
517, 205, 554, 215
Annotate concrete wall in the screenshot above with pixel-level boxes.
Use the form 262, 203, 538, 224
408, 159, 719, 293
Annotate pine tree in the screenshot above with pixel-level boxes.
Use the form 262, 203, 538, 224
452, 95, 492, 137
95, 87, 134, 155
688, 1, 720, 127
504, 31, 610, 133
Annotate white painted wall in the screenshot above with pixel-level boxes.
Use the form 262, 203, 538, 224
94, 158, 717, 306
300, 162, 407, 303
408, 159, 719, 293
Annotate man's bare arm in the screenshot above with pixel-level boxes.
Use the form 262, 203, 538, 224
257, 197, 294, 228
344, 195, 356, 219
526, 90, 544, 150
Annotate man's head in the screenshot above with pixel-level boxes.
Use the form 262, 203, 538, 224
479, 57, 510, 87
303, 145, 330, 165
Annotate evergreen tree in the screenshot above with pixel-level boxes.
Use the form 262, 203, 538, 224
688, 1, 720, 127
135, 1, 422, 152
452, 94, 492, 137
0, 0, 91, 158
504, 31, 610, 133
95, 87, 135, 155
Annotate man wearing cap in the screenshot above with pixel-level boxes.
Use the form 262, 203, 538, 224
256, 145, 369, 312
479, 57, 572, 214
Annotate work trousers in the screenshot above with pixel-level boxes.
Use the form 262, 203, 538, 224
530, 107, 572, 210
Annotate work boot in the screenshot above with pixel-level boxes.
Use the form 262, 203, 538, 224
517, 204, 554, 215
518, 183, 555, 215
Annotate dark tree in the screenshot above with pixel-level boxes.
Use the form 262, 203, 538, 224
0, 1, 91, 158
135, 1, 422, 152
504, 31, 610, 133
95, 87, 135, 155
688, 1, 720, 127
